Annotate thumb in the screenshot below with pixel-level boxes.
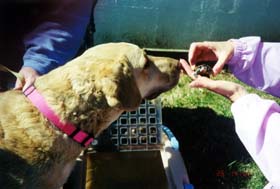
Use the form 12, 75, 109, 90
14, 78, 24, 90
189, 77, 214, 88
190, 78, 248, 102
212, 55, 228, 76
22, 77, 36, 91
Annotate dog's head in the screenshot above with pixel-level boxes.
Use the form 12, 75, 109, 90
37, 42, 180, 135
78, 42, 180, 110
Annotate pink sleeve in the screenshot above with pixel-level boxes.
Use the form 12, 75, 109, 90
231, 94, 280, 186
228, 36, 280, 98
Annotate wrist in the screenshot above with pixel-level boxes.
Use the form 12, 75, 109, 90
227, 39, 244, 66
230, 85, 248, 102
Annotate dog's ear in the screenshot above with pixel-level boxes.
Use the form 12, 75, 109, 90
98, 56, 142, 111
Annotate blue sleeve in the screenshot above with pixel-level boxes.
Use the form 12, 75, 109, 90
23, 0, 93, 74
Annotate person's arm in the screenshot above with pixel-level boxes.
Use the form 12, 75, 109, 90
228, 36, 280, 98
231, 94, 280, 187
16, 0, 93, 90
180, 60, 280, 187
23, 0, 93, 74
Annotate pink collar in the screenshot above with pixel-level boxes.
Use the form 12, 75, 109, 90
23, 85, 94, 147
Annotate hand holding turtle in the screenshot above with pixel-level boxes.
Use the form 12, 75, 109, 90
188, 41, 234, 75
179, 59, 248, 102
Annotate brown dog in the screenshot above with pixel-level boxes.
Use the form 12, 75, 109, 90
0, 42, 180, 188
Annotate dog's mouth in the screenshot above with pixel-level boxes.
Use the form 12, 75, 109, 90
145, 91, 163, 100
144, 75, 180, 100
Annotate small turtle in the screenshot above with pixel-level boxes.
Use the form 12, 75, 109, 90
193, 64, 213, 78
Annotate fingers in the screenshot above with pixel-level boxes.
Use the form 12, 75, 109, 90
212, 42, 235, 75
188, 42, 205, 69
189, 77, 213, 88
179, 59, 196, 79
188, 42, 201, 69
14, 79, 24, 90
180, 56, 247, 102
14, 74, 37, 91
188, 41, 234, 75
189, 77, 248, 102
212, 56, 227, 76
14, 67, 39, 91
22, 76, 37, 91
185, 40, 244, 102
188, 42, 218, 69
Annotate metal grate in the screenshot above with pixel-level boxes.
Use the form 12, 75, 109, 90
93, 99, 163, 152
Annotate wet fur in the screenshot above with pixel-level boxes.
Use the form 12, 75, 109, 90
0, 42, 179, 188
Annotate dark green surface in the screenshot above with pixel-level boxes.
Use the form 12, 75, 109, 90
94, 0, 280, 48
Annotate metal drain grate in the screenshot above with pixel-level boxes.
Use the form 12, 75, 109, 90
94, 99, 163, 152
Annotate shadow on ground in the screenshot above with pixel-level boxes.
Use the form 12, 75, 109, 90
162, 107, 253, 189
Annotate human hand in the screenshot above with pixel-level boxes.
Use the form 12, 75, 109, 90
188, 41, 234, 75
180, 59, 248, 102
189, 77, 248, 102
14, 67, 39, 91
